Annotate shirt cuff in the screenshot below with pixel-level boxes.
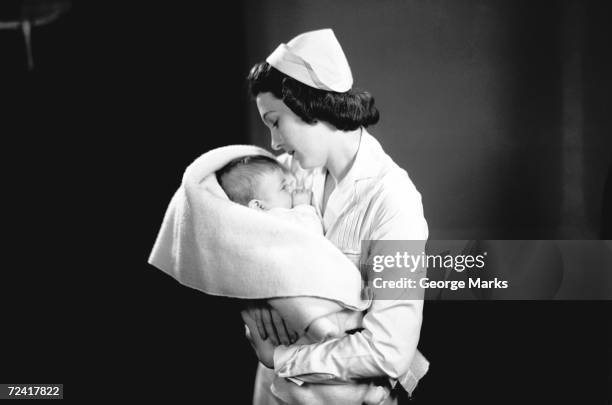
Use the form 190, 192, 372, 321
273, 345, 341, 384
273, 344, 301, 377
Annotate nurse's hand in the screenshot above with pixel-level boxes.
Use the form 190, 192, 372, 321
292, 188, 312, 206
363, 384, 391, 405
243, 302, 298, 346
241, 310, 275, 368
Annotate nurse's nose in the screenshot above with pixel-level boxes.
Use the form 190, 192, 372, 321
270, 131, 282, 151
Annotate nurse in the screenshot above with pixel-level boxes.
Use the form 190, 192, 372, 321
242, 29, 429, 405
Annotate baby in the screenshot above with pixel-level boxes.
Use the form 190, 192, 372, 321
217, 155, 354, 336
216, 155, 323, 234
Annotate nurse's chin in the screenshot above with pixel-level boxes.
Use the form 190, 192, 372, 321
294, 157, 321, 170
292, 156, 306, 168
296, 161, 315, 170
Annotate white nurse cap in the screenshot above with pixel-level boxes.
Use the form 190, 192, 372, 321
266, 28, 353, 93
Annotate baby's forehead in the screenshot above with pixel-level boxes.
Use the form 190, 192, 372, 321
259, 167, 295, 182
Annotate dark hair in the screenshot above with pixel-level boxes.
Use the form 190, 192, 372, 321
216, 155, 288, 206
247, 62, 379, 131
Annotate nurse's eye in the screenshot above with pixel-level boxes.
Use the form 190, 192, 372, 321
273, 120, 279, 128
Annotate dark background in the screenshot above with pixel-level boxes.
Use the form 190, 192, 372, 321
1, 1, 610, 404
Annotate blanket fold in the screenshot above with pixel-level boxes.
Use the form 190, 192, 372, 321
148, 145, 370, 330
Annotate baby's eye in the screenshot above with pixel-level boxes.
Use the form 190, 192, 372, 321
273, 120, 279, 128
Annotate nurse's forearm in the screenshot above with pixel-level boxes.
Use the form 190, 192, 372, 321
273, 299, 423, 382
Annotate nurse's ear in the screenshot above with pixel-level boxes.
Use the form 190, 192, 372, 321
248, 199, 266, 210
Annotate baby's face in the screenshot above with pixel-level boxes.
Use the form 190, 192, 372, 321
253, 170, 296, 209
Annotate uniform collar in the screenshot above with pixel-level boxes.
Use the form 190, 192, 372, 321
336, 128, 387, 188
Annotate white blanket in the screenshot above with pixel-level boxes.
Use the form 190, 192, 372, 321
148, 145, 369, 331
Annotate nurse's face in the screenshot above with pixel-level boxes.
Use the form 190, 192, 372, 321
256, 92, 330, 170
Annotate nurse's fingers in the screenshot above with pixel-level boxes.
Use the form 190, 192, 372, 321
287, 322, 300, 344
241, 311, 266, 352
241, 310, 275, 368
249, 306, 268, 341
260, 306, 279, 346
241, 311, 257, 348
269, 307, 291, 346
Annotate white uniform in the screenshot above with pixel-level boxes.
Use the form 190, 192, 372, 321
254, 129, 429, 405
